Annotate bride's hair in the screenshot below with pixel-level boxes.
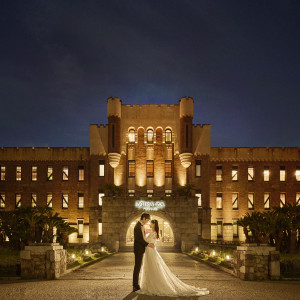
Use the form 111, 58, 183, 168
151, 219, 159, 239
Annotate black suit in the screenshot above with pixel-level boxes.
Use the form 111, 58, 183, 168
133, 221, 149, 287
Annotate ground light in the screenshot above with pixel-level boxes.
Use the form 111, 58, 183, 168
195, 247, 199, 252
101, 247, 105, 252
71, 254, 75, 259
85, 250, 89, 255
212, 250, 216, 256
226, 255, 230, 260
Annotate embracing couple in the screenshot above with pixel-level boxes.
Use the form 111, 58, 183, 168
132, 212, 209, 297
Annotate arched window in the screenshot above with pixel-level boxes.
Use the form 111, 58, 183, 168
165, 129, 172, 143
128, 129, 135, 143
147, 129, 154, 143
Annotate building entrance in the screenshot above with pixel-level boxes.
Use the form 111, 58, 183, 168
126, 215, 174, 246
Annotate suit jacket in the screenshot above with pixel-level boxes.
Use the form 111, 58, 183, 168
134, 221, 149, 254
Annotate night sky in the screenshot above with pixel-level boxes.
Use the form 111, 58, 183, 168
1, 0, 299, 148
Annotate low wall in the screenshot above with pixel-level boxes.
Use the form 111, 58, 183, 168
20, 243, 66, 279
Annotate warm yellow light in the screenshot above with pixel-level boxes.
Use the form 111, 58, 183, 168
72, 254, 75, 259
212, 251, 216, 256
85, 250, 89, 255
226, 255, 230, 260
195, 247, 199, 252
101, 247, 105, 252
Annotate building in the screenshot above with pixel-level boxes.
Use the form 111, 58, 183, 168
0, 97, 299, 251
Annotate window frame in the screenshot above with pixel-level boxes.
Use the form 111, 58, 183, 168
62, 193, 68, 209
216, 166, 222, 182
147, 129, 154, 143
47, 193, 53, 208
15, 193, 21, 208
165, 129, 172, 143
232, 166, 238, 181
280, 166, 286, 182
31, 193, 37, 207
128, 129, 135, 143
62, 166, 69, 181
248, 166, 254, 181
264, 192, 270, 209
216, 193, 223, 209
165, 160, 172, 178
78, 193, 84, 209
0, 193, 5, 208
232, 192, 238, 210
195, 160, 201, 177
0, 166, 6, 181
99, 160, 105, 177
77, 219, 84, 238
31, 166, 37, 181
128, 160, 135, 177
146, 160, 154, 177
264, 166, 270, 182
248, 192, 254, 210
47, 166, 53, 181
78, 166, 84, 181
16, 166, 21, 181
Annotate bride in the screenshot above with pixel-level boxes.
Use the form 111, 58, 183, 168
136, 219, 209, 297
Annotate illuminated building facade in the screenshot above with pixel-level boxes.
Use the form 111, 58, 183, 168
0, 97, 299, 251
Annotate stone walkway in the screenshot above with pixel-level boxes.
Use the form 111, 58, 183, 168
1, 252, 300, 300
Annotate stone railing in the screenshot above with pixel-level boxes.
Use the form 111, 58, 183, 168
233, 244, 280, 280
20, 243, 66, 279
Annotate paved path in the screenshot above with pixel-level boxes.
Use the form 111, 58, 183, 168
1, 252, 300, 300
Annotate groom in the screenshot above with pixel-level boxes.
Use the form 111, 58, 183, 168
132, 212, 154, 292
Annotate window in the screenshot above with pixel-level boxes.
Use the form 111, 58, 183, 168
196, 192, 202, 207
165, 189, 172, 196
147, 189, 153, 197
195, 160, 201, 177
15, 193, 21, 208
232, 192, 238, 209
78, 193, 84, 209
98, 219, 103, 236
280, 193, 286, 207
0, 193, 5, 208
31, 166, 37, 181
0, 166, 5, 181
16, 166, 21, 181
128, 160, 135, 177
296, 167, 300, 181
31, 193, 37, 207
264, 193, 270, 209
165, 160, 172, 177
147, 129, 154, 143
216, 166, 222, 182
62, 193, 68, 209
128, 189, 135, 196
248, 166, 254, 181
264, 166, 270, 181
198, 219, 202, 236
47, 166, 53, 181
147, 160, 154, 177
280, 166, 286, 182
248, 193, 254, 209
216, 193, 222, 209
233, 219, 238, 237
128, 129, 135, 143
232, 166, 238, 181
99, 160, 105, 177
78, 166, 84, 181
217, 220, 223, 237
77, 219, 84, 238
165, 129, 172, 143
47, 193, 53, 208
99, 191, 104, 206
62, 166, 69, 181
296, 193, 300, 206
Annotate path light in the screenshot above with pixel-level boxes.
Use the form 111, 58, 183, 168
226, 255, 230, 260
101, 247, 105, 252
85, 250, 89, 255
212, 250, 216, 256
72, 254, 75, 259
195, 247, 199, 252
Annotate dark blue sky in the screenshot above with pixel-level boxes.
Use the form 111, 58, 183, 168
0, 0, 299, 147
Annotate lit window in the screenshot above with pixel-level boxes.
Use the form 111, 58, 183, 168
165, 189, 172, 196
296, 193, 300, 206
15, 193, 21, 208
47, 166, 53, 181
99, 160, 105, 177
62, 166, 69, 181
217, 220, 223, 237
98, 219, 103, 236
232, 166, 238, 181
233, 219, 238, 237
77, 219, 84, 237
147, 189, 153, 197
198, 219, 202, 236
248, 193, 254, 209
216, 166, 222, 182
62, 193, 68, 209
31, 193, 37, 207
195, 160, 201, 177
248, 166, 254, 181
264, 167, 270, 181
0, 166, 6, 181
280, 166, 286, 182
280, 193, 286, 207
47, 193, 53, 208
78, 193, 84, 209
0, 193, 5, 208
128, 160, 135, 177
216, 193, 222, 209
147, 129, 154, 143
232, 192, 238, 209
165, 160, 172, 177
99, 192, 104, 206
128, 129, 135, 143
128, 189, 135, 196
78, 166, 84, 181
264, 193, 270, 209
31, 166, 37, 181
296, 167, 300, 181
165, 129, 172, 143
147, 160, 154, 177
16, 166, 21, 181
196, 192, 202, 207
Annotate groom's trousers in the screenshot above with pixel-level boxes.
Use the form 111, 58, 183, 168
133, 252, 143, 286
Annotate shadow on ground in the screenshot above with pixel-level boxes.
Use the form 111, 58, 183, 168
122, 291, 203, 300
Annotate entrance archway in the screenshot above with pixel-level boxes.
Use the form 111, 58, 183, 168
126, 215, 174, 247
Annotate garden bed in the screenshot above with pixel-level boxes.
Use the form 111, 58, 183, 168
280, 253, 300, 279
0, 248, 20, 277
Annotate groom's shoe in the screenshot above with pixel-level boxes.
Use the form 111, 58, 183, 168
132, 285, 140, 292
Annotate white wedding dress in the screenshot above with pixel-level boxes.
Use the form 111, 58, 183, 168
136, 231, 209, 297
